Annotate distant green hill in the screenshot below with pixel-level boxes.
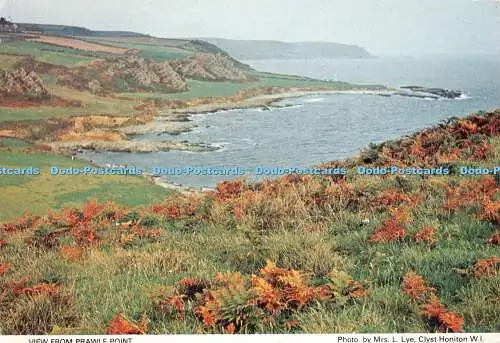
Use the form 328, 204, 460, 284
202, 38, 374, 60
17, 23, 233, 57
18, 23, 150, 38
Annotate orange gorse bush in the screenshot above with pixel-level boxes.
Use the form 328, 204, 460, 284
422, 294, 465, 333
438, 311, 465, 333
422, 294, 446, 320
214, 179, 246, 201
373, 189, 417, 210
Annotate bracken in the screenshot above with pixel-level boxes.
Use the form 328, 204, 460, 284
59, 246, 84, 261
106, 313, 147, 335
0, 263, 11, 276
370, 207, 409, 243
414, 226, 437, 245
473, 257, 500, 277
402, 271, 432, 302
486, 232, 500, 245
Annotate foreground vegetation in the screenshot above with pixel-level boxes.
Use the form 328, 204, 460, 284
0, 110, 498, 334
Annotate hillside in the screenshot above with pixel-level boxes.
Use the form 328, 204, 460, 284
16, 23, 245, 62
0, 110, 498, 334
203, 38, 374, 60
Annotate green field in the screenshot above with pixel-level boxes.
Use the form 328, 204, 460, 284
120, 75, 369, 101
0, 82, 141, 123
0, 41, 95, 67
82, 38, 193, 61
0, 149, 172, 221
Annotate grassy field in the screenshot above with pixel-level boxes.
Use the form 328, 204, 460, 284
82, 38, 193, 61
120, 76, 365, 101
107, 42, 192, 61
0, 54, 24, 70
0, 111, 498, 334
0, 148, 172, 221
0, 83, 141, 122
0, 41, 96, 67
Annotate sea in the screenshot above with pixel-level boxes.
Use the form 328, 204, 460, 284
83, 55, 500, 188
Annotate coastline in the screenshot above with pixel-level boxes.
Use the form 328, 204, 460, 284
170, 88, 395, 116
74, 87, 394, 193
146, 88, 395, 137
46, 86, 391, 154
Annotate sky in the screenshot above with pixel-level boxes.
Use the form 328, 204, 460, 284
0, 0, 499, 55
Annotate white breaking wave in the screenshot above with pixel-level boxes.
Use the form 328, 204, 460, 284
304, 97, 326, 103
457, 93, 471, 100
276, 104, 304, 110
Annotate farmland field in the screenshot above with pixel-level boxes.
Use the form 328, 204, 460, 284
0, 41, 96, 66
27, 36, 130, 54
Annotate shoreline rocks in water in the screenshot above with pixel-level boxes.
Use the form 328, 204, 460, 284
399, 86, 463, 99
118, 119, 194, 136
46, 140, 219, 153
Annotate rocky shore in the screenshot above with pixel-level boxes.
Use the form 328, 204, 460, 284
118, 117, 193, 136
47, 139, 218, 154
171, 88, 393, 114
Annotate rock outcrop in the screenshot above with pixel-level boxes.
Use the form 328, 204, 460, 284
0, 68, 50, 100
56, 55, 188, 94
399, 86, 463, 99
21, 52, 255, 95
104, 55, 188, 92
171, 53, 256, 82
